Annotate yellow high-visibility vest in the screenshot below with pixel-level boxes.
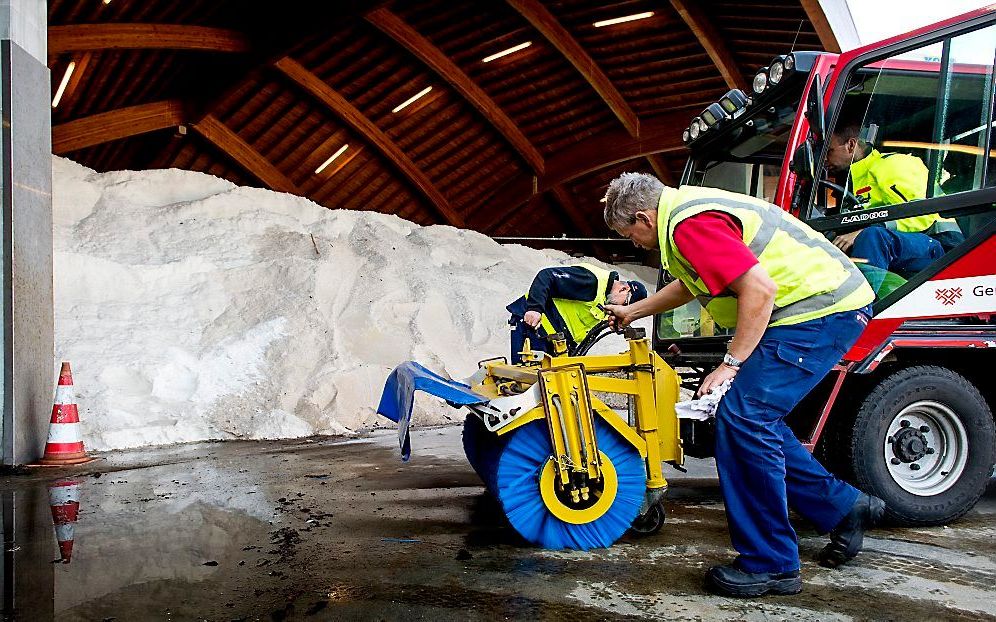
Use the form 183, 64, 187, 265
658, 186, 874, 328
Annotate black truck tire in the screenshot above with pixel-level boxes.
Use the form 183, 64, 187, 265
844, 365, 995, 526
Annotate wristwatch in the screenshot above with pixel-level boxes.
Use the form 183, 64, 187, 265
722, 353, 743, 370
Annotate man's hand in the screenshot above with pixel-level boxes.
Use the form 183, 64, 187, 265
833, 230, 861, 253
523, 310, 542, 328
697, 363, 738, 397
602, 304, 631, 331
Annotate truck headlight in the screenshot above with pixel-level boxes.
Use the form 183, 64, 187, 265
784, 53, 795, 71
752, 69, 768, 94
682, 128, 691, 143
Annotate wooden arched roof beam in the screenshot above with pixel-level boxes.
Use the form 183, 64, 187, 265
668, 0, 744, 91
800, 0, 842, 54
52, 99, 301, 197
507, 0, 640, 138
274, 56, 465, 228
49, 24, 250, 54
53, 99, 185, 154
478, 114, 689, 233
366, 8, 544, 175
646, 154, 677, 186
191, 115, 301, 195
364, 8, 609, 235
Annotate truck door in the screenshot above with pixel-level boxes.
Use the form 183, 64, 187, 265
800, 18, 996, 304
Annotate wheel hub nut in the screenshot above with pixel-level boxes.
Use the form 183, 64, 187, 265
892, 427, 930, 463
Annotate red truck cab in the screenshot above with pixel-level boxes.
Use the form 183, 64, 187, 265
656, 6, 996, 525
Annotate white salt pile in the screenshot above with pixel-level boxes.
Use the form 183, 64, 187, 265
53, 157, 654, 450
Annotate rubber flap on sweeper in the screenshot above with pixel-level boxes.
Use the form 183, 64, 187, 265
377, 361, 488, 461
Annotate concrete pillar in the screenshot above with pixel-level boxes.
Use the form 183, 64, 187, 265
0, 0, 53, 465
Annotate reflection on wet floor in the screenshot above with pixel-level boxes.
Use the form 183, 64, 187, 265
1, 427, 994, 621
48, 480, 80, 565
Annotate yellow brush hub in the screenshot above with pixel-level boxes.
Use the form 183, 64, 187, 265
538, 450, 618, 524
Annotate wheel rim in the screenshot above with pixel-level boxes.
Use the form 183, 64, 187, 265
883, 400, 969, 496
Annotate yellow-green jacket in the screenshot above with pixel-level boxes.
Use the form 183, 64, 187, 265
849, 149, 957, 234
532, 263, 613, 343
507, 264, 615, 344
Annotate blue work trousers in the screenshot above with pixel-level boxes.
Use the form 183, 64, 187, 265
714, 308, 870, 573
851, 226, 943, 276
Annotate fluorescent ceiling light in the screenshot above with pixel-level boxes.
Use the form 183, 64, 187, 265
594, 12, 654, 27
315, 144, 349, 175
52, 61, 76, 108
482, 41, 532, 63
392, 86, 432, 113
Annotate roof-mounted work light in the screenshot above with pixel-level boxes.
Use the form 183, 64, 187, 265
688, 117, 703, 140
768, 54, 796, 86
752, 69, 768, 94
768, 58, 784, 85
700, 103, 727, 128
718, 89, 748, 114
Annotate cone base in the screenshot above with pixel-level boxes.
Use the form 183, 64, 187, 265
30, 455, 99, 467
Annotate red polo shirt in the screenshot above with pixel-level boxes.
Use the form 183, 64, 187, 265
672, 212, 759, 296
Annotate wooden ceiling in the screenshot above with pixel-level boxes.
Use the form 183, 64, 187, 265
49, 0, 837, 260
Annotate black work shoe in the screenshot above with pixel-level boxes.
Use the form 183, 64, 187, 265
817, 493, 886, 569
705, 564, 802, 597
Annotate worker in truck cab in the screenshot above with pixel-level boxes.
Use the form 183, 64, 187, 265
506, 264, 647, 363
825, 116, 964, 276
601, 172, 883, 598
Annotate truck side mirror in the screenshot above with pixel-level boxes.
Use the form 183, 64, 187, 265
790, 140, 816, 216
804, 74, 825, 142
791, 141, 815, 181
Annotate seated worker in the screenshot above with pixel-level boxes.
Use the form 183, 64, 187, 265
825, 117, 963, 277
507, 263, 647, 363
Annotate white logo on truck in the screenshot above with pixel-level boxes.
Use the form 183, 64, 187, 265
841, 209, 888, 224
879, 276, 996, 319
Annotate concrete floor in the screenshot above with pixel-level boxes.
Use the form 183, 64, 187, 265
2, 425, 995, 621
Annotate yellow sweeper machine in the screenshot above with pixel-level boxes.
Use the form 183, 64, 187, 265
377, 326, 684, 550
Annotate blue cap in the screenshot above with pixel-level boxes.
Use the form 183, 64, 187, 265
628, 280, 648, 304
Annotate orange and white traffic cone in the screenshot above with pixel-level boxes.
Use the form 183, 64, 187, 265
34, 362, 96, 466
48, 479, 81, 564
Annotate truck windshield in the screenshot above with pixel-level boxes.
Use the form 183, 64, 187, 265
684, 86, 802, 202
658, 86, 803, 340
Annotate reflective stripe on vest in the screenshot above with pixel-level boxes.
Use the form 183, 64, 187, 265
659, 188, 874, 328
535, 263, 612, 342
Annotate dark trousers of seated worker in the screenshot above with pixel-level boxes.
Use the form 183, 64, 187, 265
714, 306, 870, 573
508, 316, 551, 364
851, 226, 961, 276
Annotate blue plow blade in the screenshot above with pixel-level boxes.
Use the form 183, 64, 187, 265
377, 361, 488, 462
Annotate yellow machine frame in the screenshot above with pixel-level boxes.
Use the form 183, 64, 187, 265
468, 331, 682, 505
